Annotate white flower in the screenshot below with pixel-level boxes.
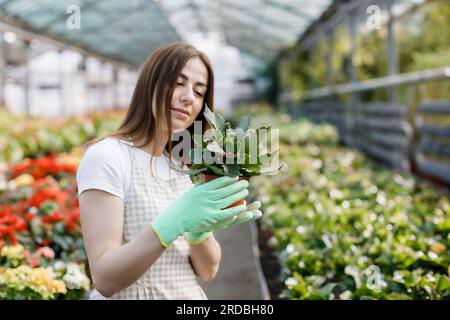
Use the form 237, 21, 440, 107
285, 277, 298, 289
307, 192, 317, 202
53, 261, 66, 271
286, 244, 295, 254
296, 225, 307, 235
329, 189, 343, 200
339, 290, 352, 300
376, 192, 387, 205
63, 263, 90, 290
314, 202, 324, 213
368, 185, 378, 194
428, 251, 438, 260
29, 207, 38, 215
0, 179, 7, 191
426, 273, 435, 282
312, 159, 322, 170
7, 180, 17, 191
393, 271, 404, 283
45, 266, 56, 279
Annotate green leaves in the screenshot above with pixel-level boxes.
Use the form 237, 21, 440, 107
177, 105, 285, 179
204, 104, 226, 132
251, 114, 450, 300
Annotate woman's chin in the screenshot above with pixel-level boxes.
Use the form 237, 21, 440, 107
171, 117, 192, 133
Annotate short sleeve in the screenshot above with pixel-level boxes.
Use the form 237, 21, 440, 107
76, 142, 126, 199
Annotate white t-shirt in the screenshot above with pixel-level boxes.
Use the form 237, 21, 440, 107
76, 137, 183, 200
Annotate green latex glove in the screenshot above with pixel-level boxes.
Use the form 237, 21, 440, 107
184, 201, 263, 244
150, 176, 249, 248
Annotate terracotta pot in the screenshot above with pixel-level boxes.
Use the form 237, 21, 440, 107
201, 174, 250, 208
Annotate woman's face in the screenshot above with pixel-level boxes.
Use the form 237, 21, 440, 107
170, 56, 208, 133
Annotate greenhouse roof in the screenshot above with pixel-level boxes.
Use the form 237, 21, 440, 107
0, 0, 332, 67
158, 0, 333, 61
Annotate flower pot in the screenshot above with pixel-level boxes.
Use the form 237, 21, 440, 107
201, 174, 250, 208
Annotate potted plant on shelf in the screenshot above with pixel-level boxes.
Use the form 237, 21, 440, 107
169, 105, 286, 208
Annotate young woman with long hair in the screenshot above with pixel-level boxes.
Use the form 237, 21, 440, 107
76, 42, 262, 300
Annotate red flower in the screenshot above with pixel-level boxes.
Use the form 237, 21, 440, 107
0, 208, 28, 245
29, 257, 40, 268
29, 188, 67, 208
70, 209, 80, 220
62, 164, 77, 175
64, 220, 76, 231
8, 154, 76, 181
8, 160, 31, 178
31, 168, 46, 179
50, 211, 61, 222
40, 239, 51, 246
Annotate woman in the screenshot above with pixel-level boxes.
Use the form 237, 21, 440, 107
76, 42, 262, 300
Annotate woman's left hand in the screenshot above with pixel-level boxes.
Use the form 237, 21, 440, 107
184, 201, 262, 244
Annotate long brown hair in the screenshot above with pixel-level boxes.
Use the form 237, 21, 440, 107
83, 42, 214, 181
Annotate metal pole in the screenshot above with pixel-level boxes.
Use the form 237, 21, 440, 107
346, 8, 358, 148
80, 56, 90, 114
112, 66, 119, 109
0, 32, 5, 108
23, 40, 30, 117
386, 0, 398, 102
326, 30, 334, 86
58, 49, 65, 116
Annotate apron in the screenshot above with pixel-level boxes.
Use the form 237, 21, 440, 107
89, 140, 207, 300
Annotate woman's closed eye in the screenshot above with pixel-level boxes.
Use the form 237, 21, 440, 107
177, 80, 204, 97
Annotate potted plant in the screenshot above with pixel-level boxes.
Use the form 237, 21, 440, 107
169, 105, 285, 207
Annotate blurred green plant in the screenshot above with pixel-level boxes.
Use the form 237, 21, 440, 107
244, 112, 450, 300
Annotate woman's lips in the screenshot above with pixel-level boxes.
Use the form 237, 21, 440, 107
171, 107, 190, 120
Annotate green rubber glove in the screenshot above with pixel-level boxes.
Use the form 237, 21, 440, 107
150, 176, 249, 248
184, 201, 263, 244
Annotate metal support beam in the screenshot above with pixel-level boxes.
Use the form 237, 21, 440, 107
23, 39, 30, 117
346, 8, 358, 148
58, 49, 65, 116
325, 29, 334, 86
0, 32, 5, 107
386, 0, 398, 102
301, 67, 450, 100
0, 18, 133, 69
263, 0, 315, 22
112, 66, 119, 109
347, 9, 357, 83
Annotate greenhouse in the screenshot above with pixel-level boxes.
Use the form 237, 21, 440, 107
0, 0, 449, 303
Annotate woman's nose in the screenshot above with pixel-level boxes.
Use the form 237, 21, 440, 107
180, 86, 195, 104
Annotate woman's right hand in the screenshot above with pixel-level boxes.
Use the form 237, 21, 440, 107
150, 176, 249, 247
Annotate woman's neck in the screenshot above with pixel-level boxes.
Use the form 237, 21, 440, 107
135, 136, 168, 157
